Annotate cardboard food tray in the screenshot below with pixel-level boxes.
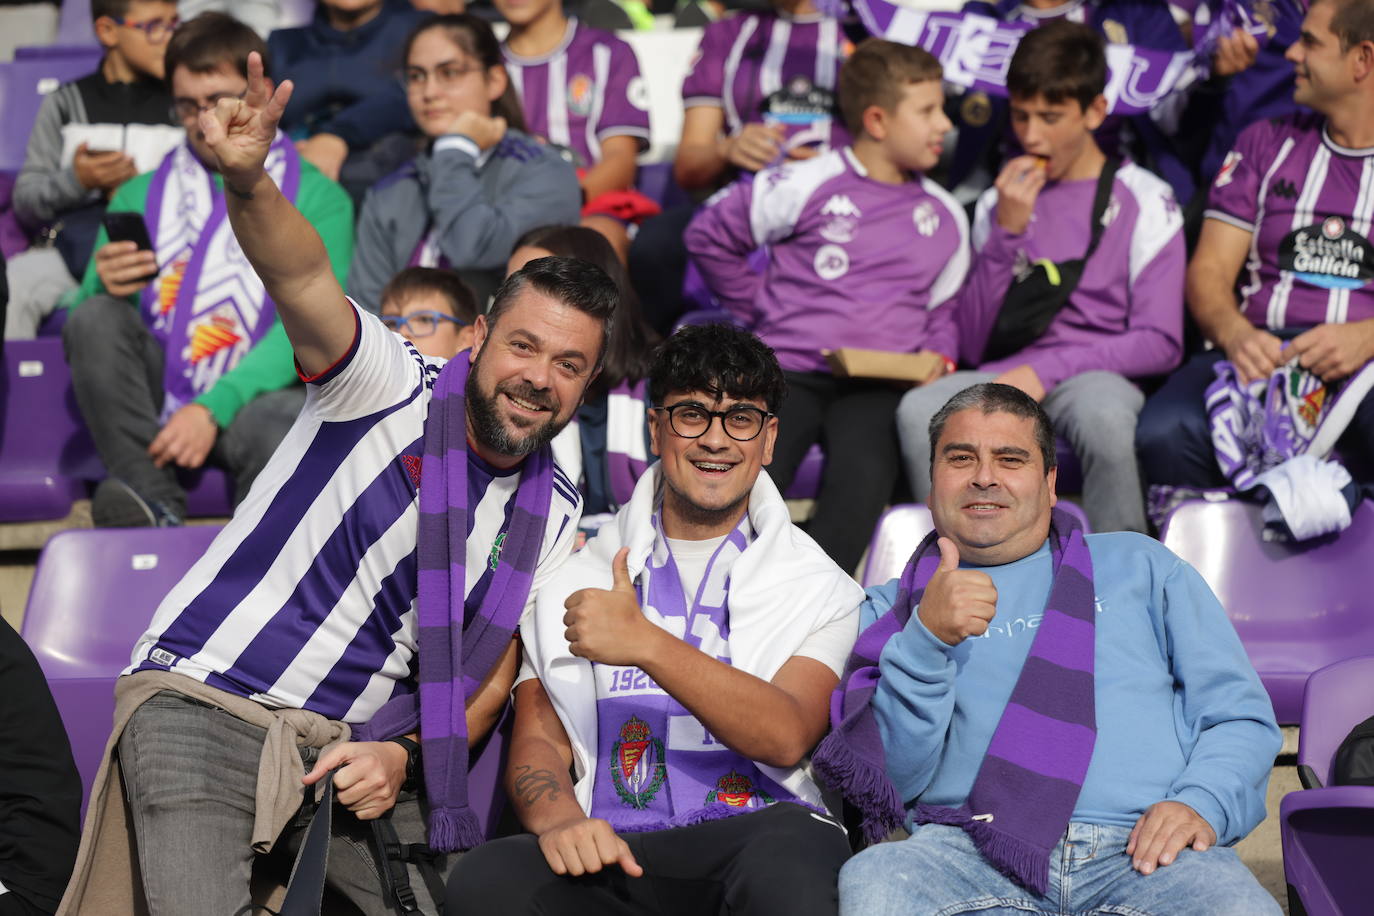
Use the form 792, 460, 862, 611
824, 348, 944, 384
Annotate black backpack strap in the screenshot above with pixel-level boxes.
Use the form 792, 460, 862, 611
1082, 157, 1122, 261
276, 770, 340, 916
369, 815, 446, 915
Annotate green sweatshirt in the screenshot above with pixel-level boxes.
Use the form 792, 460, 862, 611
70, 157, 354, 427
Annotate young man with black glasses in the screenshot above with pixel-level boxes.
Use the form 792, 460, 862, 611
446, 323, 864, 916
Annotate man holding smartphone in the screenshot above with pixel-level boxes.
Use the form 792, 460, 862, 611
63, 13, 355, 527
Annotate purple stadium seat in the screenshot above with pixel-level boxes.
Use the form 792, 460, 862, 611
1297, 656, 1374, 789
860, 501, 1092, 588
20, 525, 223, 680
0, 339, 95, 522
55, 0, 96, 46
1160, 499, 1374, 724
14, 43, 102, 64
21, 525, 221, 816
0, 55, 107, 171
1281, 656, 1374, 916
634, 161, 691, 211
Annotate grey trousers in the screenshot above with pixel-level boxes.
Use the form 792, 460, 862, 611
62, 294, 305, 515
3, 247, 75, 340
119, 691, 452, 916
896, 370, 1148, 533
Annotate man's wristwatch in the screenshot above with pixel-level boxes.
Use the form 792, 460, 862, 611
387, 736, 421, 792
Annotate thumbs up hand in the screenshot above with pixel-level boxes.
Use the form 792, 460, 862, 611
564, 548, 663, 666
917, 538, 999, 646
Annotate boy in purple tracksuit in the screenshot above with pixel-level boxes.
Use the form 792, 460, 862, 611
685, 39, 969, 573
1138, 0, 1374, 493
898, 22, 1184, 535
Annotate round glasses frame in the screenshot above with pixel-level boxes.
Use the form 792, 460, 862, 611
653, 403, 774, 442
111, 14, 180, 43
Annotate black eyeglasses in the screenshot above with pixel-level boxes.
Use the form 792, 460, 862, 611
112, 14, 179, 43
381, 310, 467, 338
653, 403, 773, 442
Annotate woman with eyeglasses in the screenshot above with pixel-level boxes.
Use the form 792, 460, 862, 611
347, 13, 582, 314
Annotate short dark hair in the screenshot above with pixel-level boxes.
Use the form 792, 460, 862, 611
163, 12, 270, 90
1315, 0, 1374, 50
403, 14, 527, 132
838, 38, 943, 135
648, 324, 787, 414
513, 225, 659, 399
1006, 20, 1106, 111
487, 256, 618, 367
380, 267, 479, 324
928, 383, 1057, 475
92, 0, 132, 21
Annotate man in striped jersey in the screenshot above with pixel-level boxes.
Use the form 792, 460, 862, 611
1137, 0, 1374, 494
64, 52, 614, 916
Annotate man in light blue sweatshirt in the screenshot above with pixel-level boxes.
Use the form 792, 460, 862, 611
826, 383, 1282, 915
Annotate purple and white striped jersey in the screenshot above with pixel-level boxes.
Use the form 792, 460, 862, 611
685, 148, 969, 373
1207, 113, 1374, 330
681, 10, 850, 154
502, 19, 651, 169
128, 303, 582, 724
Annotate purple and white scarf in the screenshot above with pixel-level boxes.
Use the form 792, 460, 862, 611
826, 0, 1272, 116
1205, 358, 1374, 540
813, 508, 1095, 896
356, 350, 554, 852
139, 134, 301, 422
589, 512, 810, 831
605, 379, 652, 507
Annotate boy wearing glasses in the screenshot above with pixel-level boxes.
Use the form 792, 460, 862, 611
5, 0, 180, 339
62, 12, 355, 527
379, 266, 478, 359
446, 323, 863, 915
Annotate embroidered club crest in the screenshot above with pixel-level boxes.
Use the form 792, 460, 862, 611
611, 716, 667, 809
704, 770, 774, 808
568, 74, 594, 117
157, 259, 189, 316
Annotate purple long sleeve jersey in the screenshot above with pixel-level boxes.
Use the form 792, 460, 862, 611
685, 147, 970, 374
956, 160, 1185, 390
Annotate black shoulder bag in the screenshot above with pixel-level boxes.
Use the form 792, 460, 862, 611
981, 158, 1120, 364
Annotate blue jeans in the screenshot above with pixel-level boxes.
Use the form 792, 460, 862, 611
838, 822, 1280, 916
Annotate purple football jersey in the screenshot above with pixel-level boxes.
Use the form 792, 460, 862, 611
685, 148, 970, 373
503, 19, 651, 168
1207, 113, 1374, 330
680, 10, 850, 155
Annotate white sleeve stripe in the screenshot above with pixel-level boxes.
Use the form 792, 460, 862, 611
1118, 165, 1184, 287
921, 176, 972, 309
1203, 210, 1256, 232
747, 151, 846, 248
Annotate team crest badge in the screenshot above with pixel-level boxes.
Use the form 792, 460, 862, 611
611, 716, 667, 809
705, 770, 774, 808
960, 91, 992, 128
568, 73, 594, 117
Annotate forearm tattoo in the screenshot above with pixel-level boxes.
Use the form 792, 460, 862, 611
512, 765, 562, 807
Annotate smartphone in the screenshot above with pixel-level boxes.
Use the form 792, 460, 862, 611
102, 212, 159, 284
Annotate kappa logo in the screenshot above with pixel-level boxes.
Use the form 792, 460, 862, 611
814, 244, 849, 280
1271, 178, 1298, 201
820, 194, 861, 218
1214, 150, 1243, 188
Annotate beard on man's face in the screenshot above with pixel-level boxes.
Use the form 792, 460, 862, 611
465, 358, 567, 459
